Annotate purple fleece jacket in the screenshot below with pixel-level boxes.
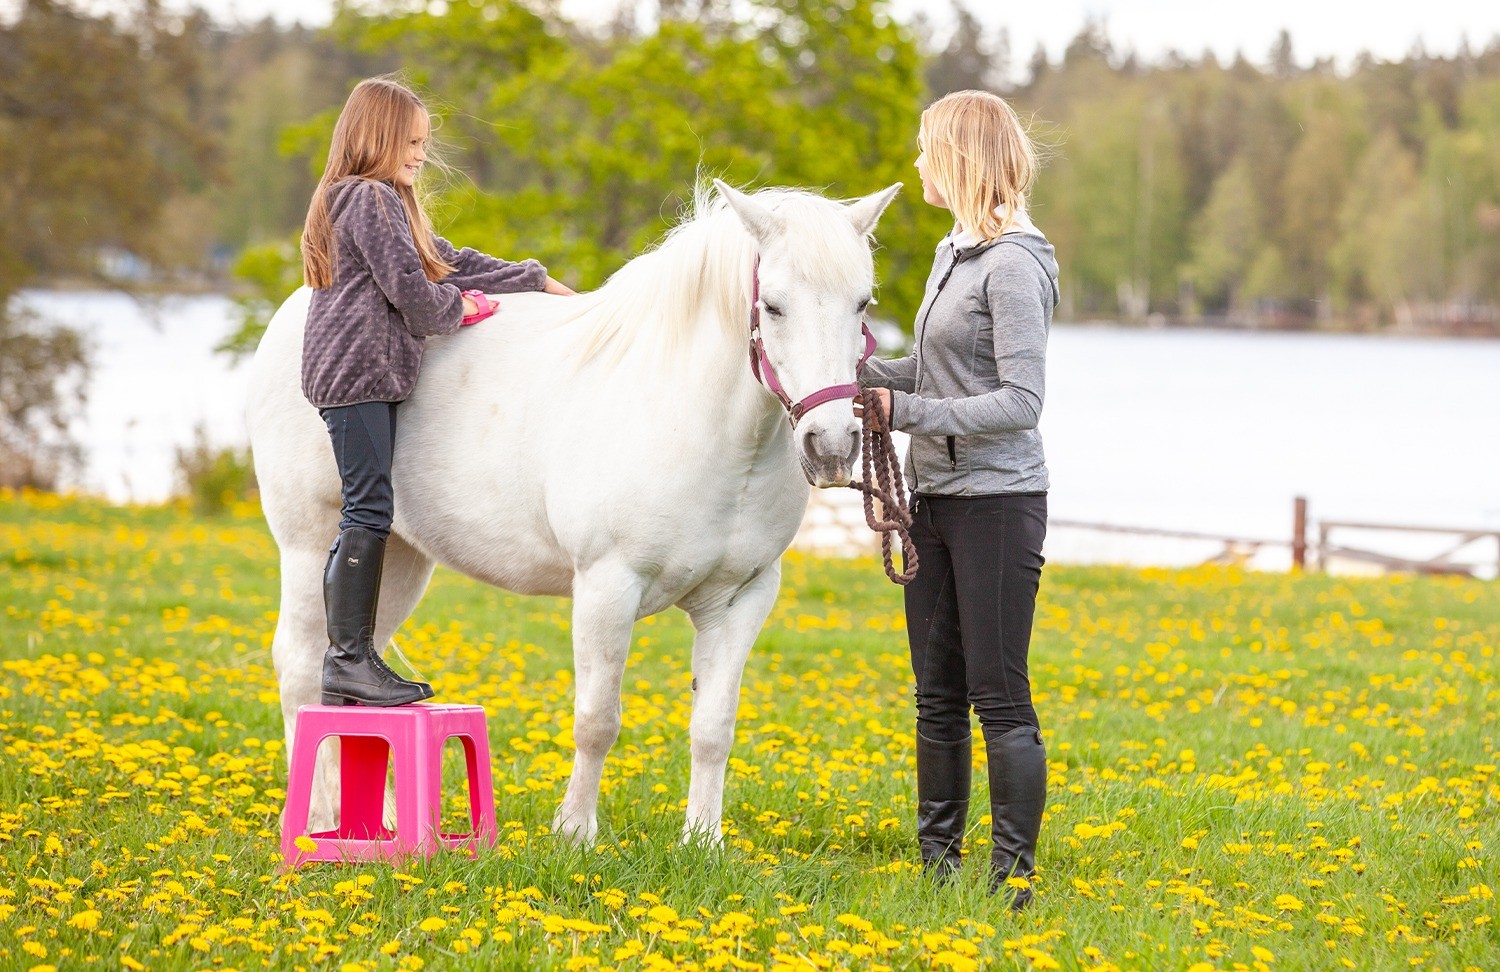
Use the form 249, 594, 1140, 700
301, 177, 548, 408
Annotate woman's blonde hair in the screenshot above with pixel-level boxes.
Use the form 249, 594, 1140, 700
302, 76, 455, 289
919, 90, 1038, 242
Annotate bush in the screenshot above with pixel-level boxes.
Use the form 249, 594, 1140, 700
0, 307, 89, 490
175, 425, 257, 516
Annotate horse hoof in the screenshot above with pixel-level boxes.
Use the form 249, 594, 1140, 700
552, 811, 597, 847
679, 825, 724, 848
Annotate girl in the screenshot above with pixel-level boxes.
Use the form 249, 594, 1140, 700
858, 90, 1060, 908
300, 76, 574, 707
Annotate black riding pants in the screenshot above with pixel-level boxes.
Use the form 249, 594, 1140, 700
320, 401, 399, 539
905, 492, 1047, 743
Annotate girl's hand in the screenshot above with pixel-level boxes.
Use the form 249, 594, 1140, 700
543, 276, 577, 296
462, 295, 479, 317
852, 387, 892, 422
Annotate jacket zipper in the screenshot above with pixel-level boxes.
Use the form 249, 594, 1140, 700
913, 247, 964, 492
946, 436, 956, 470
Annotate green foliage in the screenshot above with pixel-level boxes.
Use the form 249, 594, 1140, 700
0, 0, 214, 299
16, 1, 1500, 337
173, 425, 257, 516
218, 237, 305, 360
1018, 42, 1500, 327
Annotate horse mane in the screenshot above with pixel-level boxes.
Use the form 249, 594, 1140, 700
566, 182, 875, 366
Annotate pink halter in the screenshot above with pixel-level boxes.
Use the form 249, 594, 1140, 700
747, 255, 877, 424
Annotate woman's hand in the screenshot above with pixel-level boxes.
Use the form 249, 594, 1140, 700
852, 387, 892, 423
543, 276, 577, 296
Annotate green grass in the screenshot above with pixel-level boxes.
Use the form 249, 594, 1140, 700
0, 488, 1496, 971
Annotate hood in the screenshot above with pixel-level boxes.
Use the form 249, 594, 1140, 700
941, 207, 1060, 307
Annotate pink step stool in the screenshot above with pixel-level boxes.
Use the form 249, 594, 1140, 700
281, 703, 498, 866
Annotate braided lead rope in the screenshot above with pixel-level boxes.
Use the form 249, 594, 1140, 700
847, 388, 919, 585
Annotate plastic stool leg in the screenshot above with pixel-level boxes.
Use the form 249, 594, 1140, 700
458, 734, 498, 848
339, 735, 391, 840
393, 723, 442, 856
282, 723, 327, 865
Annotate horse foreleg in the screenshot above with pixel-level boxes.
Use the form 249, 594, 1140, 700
553, 565, 642, 846
681, 563, 782, 844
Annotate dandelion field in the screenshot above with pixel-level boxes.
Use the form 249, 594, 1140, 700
1, 489, 1496, 971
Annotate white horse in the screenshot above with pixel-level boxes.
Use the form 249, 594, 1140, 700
247, 179, 900, 844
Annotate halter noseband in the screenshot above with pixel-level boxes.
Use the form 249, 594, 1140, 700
747, 255, 876, 424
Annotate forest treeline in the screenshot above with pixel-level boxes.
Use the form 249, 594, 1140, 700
6, 0, 1500, 337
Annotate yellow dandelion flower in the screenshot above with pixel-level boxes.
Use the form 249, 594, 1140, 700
418, 917, 448, 933
1021, 947, 1061, 970
646, 904, 679, 924
68, 909, 102, 930
293, 835, 319, 853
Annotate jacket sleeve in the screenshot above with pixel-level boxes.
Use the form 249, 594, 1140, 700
342, 182, 464, 337
892, 251, 1048, 436
857, 353, 917, 392
433, 236, 549, 294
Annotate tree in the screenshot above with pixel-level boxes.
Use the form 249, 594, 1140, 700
0, 0, 213, 485
1276, 79, 1366, 319
0, 310, 88, 489
0, 0, 213, 296
1185, 159, 1259, 312
924, 0, 1008, 95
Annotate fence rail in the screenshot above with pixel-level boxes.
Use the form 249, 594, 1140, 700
795, 492, 1498, 577
1050, 498, 1499, 577
1314, 519, 1500, 576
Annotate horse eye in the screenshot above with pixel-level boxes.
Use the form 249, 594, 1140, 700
763, 302, 784, 317
857, 298, 871, 312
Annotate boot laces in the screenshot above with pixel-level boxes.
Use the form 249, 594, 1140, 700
372, 640, 429, 684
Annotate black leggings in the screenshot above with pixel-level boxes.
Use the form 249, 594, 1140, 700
905, 492, 1047, 742
320, 401, 399, 539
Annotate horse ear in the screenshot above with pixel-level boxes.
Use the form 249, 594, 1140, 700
845, 183, 903, 237
714, 179, 783, 243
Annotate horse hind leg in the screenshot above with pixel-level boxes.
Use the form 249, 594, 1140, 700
370, 532, 436, 828
553, 564, 644, 846
273, 542, 338, 833
680, 563, 783, 845
274, 534, 434, 834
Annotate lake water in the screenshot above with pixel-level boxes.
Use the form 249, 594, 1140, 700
19, 291, 1500, 574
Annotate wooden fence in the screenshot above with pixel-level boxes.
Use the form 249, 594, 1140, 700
1049, 497, 1500, 578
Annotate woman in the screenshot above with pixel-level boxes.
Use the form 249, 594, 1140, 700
859, 89, 1059, 909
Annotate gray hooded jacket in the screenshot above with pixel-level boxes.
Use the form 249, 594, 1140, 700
861, 218, 1060, 495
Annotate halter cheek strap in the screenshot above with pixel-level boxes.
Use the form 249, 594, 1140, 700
748, 255, 877, 424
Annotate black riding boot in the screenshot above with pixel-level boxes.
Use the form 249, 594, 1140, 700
985, 725, 1047, 910
320, 527, 433, 707
916, 731, 971, 881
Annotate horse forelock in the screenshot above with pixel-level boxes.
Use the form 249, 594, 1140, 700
570, 186, 873, 367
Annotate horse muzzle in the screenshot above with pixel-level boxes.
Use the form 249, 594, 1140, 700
798, 421, 860, 488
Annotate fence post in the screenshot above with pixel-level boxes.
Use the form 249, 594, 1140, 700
1292, 496, 1307, 571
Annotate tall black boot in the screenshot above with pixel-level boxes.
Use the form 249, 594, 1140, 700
985, 725, 1047, 910
320, 527, 433, 707
916, 730, 971, 881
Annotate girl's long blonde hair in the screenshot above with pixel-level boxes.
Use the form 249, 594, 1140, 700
920, 90, 1038, 242
302, 77, 455, 289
